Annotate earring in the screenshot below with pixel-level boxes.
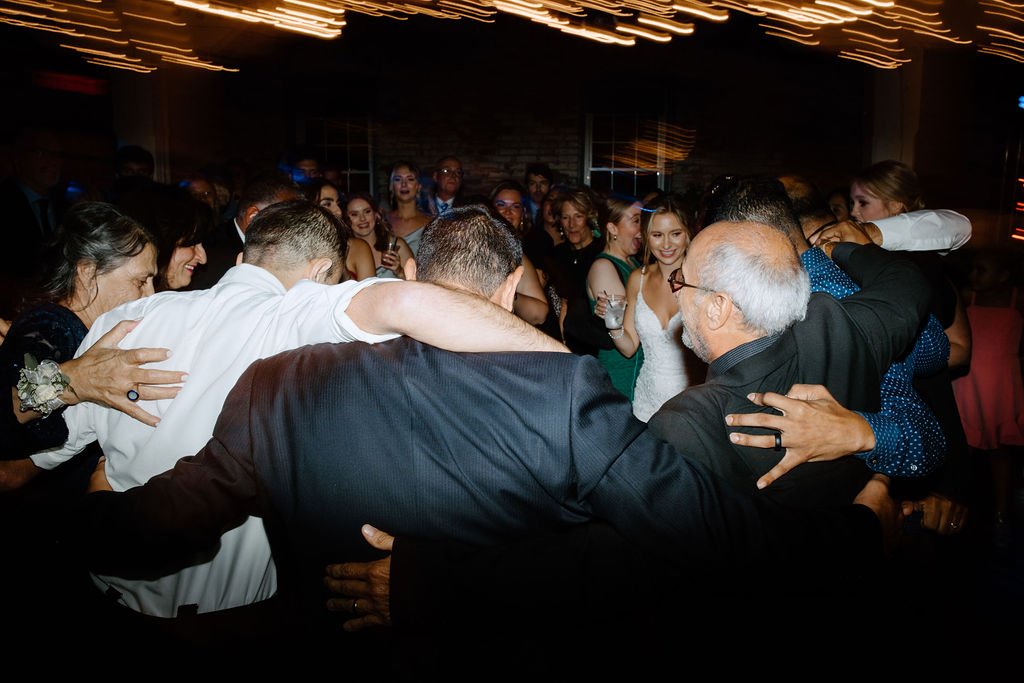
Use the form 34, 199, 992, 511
610, 234, 618, 241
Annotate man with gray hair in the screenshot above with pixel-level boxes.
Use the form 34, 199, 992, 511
649, 220, 932, 508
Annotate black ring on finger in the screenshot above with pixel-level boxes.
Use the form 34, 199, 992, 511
127, 389, 140, 402
774, 432, 783, 452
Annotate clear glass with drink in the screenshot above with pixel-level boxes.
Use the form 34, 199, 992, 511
604, 294, 626, 329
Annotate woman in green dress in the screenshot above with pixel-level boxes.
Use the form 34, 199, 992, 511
586, 195, 644, 398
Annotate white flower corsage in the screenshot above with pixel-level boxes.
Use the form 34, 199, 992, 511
16, 353, 75, 417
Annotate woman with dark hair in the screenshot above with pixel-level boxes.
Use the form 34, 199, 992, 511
385, 161, 432, 256
116, 184, 210, 291
2, 202, 158, 459
487, 181, 551, 327
343, 192, 414, 279
585, 195, 645, 398
305, 178, 375, 280
0, 202, 179, 626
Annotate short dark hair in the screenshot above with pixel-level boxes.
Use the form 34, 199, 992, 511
39, 202, 154, 304
416, 206, 522, 298
700, 176, 804, 246
524, 163, 553, 184
243, 200, 345, 280
238, 171, 301, 216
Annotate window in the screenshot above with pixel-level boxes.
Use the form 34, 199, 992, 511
584, 114, 694, 198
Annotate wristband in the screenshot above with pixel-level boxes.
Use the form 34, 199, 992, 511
608, 328, 624, 339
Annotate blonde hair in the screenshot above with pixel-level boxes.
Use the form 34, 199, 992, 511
853, 160, 925, 214
640, 195, 691, 267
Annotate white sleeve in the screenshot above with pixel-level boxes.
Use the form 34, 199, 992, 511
29, 402, 95, 469
326, 277, 402, 344
873, 210, 972, 253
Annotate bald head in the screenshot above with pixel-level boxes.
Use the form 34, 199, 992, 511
687, 221, 810, 339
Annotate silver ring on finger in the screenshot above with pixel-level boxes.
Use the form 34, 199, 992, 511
352, 599, 359, 613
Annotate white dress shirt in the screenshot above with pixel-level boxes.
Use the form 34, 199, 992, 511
873, 209, 971, 253
32, 264, 397, 617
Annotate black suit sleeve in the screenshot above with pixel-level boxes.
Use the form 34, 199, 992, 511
832, 242, 932, 377
70, 366, 263, 578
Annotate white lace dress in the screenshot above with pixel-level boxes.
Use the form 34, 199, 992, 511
631, 271, 689, 422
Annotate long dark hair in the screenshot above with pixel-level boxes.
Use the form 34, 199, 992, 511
37, 201, 154, 305
343, 192, 393, 253
117, 184, 211, 291
488, 180, 532, 237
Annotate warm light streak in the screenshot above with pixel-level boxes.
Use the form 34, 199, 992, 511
849, 37, 903, 51
765, 29, 820, 44
283, 0, 346, 14
59, 42, 139, 59
990, 40, 1024, 53
86, 57, 154, 72
69, 30, 128, 43
911, 29, 971, 44
758, 22, 814, 38
636, 12, 694, 34
983, 9, 1024, 22
616, 21, 673, 41
670, 2, 729, 21
815, 0, 872, 16
841, 27, 898, 42
122, 11, 186, 25
838, 50, 901, 68
130, 38, 192, 51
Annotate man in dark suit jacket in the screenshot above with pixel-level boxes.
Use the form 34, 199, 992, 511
186, 171, 299, 290
648, 221, 931, 508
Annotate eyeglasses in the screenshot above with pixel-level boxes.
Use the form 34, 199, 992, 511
667, 267, 712, 294
438, 168, 463, 178
667, 267, 742, 311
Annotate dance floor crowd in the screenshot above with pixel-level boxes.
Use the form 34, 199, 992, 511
1, 129, 1021, 673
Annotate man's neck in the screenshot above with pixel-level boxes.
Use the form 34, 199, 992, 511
436, 191, 456, 203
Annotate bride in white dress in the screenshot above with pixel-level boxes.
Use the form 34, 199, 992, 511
609, 196, 700, 421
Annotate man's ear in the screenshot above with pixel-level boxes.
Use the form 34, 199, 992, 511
494, 265, 524, 312
308, 257, 335, 284
405, 259, 417, 282
704, 292, 736, 331
235, 251, 244, 266
240, 205, 260, 233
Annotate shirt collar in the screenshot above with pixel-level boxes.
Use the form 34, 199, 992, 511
709, 333, 782, 379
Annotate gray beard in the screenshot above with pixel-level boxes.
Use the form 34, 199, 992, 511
681, 325, 712, 364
